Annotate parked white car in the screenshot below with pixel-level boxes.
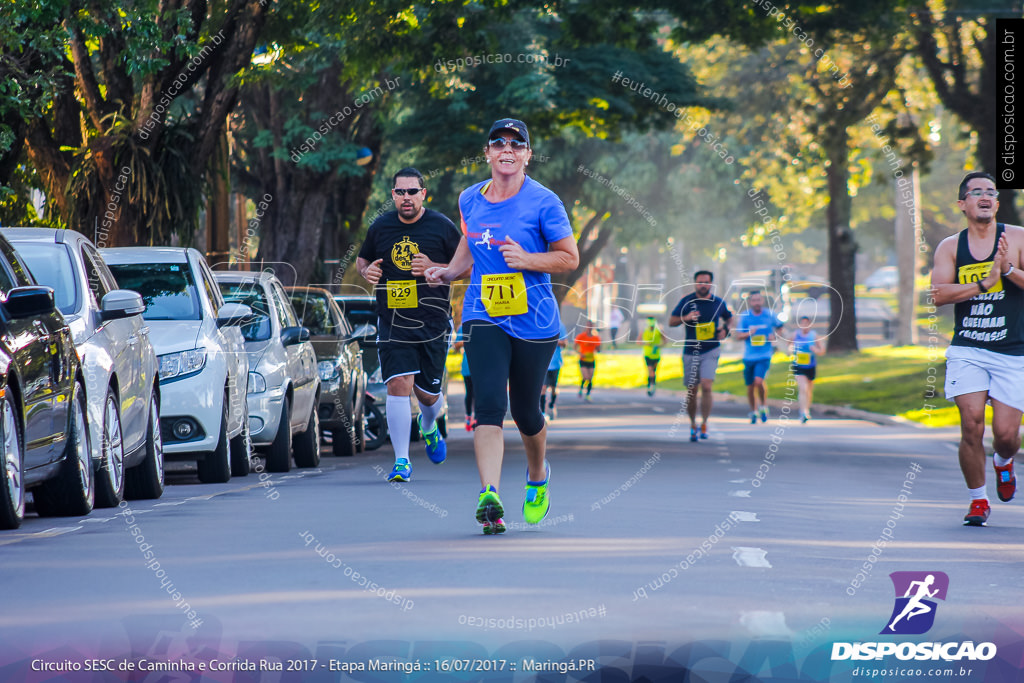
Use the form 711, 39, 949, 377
215, 271, 320, 472
102, 248, 252, 483
3, 228, 163, 505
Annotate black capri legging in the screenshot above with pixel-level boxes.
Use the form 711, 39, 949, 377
464, 320, 558, 436
464, 375, 474, 415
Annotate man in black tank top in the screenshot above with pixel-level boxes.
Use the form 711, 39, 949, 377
931, 172, 1024, 526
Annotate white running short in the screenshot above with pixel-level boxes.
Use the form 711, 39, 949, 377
944, 346, 1024, 412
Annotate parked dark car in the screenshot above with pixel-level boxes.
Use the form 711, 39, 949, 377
286, 287, 366, 456
0, 233, 91, 530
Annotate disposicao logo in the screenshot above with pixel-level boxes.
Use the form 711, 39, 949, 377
832, 571, 997, 662
881, 571, 948, 635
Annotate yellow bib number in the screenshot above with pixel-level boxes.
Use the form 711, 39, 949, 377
751, 334, 767, 346
796, 352, 811, 366
387, 280, 418, 309
958, 262, 1003, 293
481, 273, 527, 316
695, 322, 715, 341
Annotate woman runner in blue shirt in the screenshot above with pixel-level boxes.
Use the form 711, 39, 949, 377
426, 118, 579, 534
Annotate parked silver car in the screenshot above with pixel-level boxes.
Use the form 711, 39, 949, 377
103, 248, 252, 483
3, 228, 163, 505
215, 271, 320, 472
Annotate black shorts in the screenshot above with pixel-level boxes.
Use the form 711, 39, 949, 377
644, 356, 661, 368
579, 360, 596, 369
792, 365, 816, 380
544, 369, 561, 387
377, 337, 448, 395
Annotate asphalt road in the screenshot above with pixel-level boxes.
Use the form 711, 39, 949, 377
1, 387, 1022, 682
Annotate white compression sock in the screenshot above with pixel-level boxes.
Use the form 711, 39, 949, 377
386, 395, 412, 462
418, 397, 443, 434
994, 454, 1013, 467
968, 485, 987, 501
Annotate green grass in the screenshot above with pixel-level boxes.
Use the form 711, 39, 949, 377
447, 345, 963, 427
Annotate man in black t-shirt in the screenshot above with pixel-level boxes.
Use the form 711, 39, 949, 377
356, 167, 461, 482
932, 171, 1024, 526
669, 270, 733, 442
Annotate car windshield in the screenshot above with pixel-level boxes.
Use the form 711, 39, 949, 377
336, 299, 377, 327
106, 262, 202, 320
13, 242, 79, 315
290, 292, 333, 336
219, 281, 272, 342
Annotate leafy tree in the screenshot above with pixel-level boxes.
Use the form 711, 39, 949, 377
0, 0, 269, 244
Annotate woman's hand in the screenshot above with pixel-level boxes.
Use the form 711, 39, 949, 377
499, 236, 533, 270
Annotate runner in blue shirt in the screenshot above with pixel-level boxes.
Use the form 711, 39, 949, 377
734, 289, 784, 423
425, 118, 579, 534
791, 316, 825, 423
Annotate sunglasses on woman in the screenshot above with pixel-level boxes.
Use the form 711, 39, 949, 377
488, 137, 529, 150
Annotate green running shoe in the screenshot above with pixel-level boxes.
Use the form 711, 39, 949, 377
523, 461, 551, 524
476, 485, 504, 526
483, 518, 506, 535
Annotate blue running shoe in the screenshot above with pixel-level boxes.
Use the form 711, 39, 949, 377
690, 427, 698, 442
419, 414, 447, 464
760, 407, 769, 423
388, 459, 411, 482
749, 411, 757, 424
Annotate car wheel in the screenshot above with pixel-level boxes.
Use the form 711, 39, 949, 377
35, 380, 94, 517
363, 400, 387, 451
294, 400, 321, 468
266, 397, 292, 473
0, 390, 26, 530
94, 389, 125, 508
230, 404, 251, 477
332, 400, 357, 458
197, 400, 231, 484
125, 389, 164, 500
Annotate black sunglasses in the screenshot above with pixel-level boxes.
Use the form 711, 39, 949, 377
488, 137, 529, 150
392, 188, 424, 196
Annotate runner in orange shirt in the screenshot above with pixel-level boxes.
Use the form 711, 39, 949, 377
574, 321, 602, 402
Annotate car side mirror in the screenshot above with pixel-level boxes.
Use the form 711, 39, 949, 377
100, 289, 146, 321
3, 286, 57, 319
217, 302, 253, 327
281, 325, 310, 346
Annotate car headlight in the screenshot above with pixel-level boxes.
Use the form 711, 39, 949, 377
318, 360, 339, 381
248, 372, 267, 394
368, 367, 383, 384
158, 348, 207, 381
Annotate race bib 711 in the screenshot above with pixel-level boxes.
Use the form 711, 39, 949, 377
481, 272, 527, 316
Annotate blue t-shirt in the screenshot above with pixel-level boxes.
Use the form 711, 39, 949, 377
459, 176, 574, 339
547, 322, 569, 371
737, 308, 783, 361
793, 329, 817, 368
671, 294, 733, 354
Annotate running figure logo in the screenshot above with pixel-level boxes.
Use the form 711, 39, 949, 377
880, 571, 949, 635
475, 229, 494, 250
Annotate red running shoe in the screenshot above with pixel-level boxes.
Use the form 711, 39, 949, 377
994, 460, 1016, 502
963, 499, 990, 526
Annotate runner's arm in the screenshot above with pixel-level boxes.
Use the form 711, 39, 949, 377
1000, 227, 1024, 289
499, 235, 578, 273
424, 237, 474, 285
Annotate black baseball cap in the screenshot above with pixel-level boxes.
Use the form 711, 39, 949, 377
488, 118, 530, 147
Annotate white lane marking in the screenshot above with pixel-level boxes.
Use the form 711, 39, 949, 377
729, 479, 748, 484
34, 526, 82, 537
730, 511, 760, 522
153, 501, 188, 507
652, 406, 666, 413
79, 517, 116, 523
732, 547, 772, 568
728, 468, 741, 473
740, 610, 792, 636
729, 490, 752, 498
717, 459, 731, 464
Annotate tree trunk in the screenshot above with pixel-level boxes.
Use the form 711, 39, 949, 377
824, 130, 859, 353
257, 186, 330, 286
